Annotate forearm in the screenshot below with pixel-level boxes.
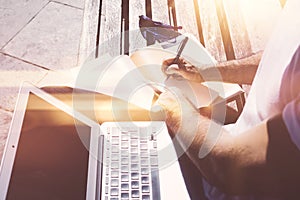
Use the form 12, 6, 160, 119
173, 113, 300, 197
168, 111, 270, 195
200, 51, 262, 84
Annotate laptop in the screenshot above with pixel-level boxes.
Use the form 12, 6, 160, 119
0, 83, 189, 199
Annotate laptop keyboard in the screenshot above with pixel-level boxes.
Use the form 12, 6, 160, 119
102, 125, 160, 200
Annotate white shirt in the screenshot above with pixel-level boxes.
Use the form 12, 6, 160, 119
204, 0, 300, 199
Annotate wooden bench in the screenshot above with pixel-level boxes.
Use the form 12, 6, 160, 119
76, 1, 287, 198
78, 0, 285, 115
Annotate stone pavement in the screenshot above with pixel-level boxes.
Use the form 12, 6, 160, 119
0, 0, 86, 160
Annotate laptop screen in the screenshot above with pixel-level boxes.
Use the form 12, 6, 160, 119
6, 92, 91, 200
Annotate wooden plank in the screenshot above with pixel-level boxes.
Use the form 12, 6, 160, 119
240, 0, 282, 53
214, 0, 235, 60
222, 0, 252, 59
129, 0, 146, 53
78, 0, 101, 64
168, 0, 178, 28
145, 0, 152, 18
97, 0, 122, 57
121, 0, 129, 54
174, 0, 199, 40
197, 0, 226, 62
193, 0, 205, 46
151, 0, 169, 24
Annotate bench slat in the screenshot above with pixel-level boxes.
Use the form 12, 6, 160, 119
174, 0, 199, 40
214, 0, 236, 60
151, 0, 169, 24
222, 0, 252, 59
129, 0, 147, 53
197, 0, 226, 62
78, 0, 101, 63
98, 0, 122, 57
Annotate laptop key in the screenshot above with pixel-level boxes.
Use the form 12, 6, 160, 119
111, 162, 119, 169
111, 127, 119, 136
121, 174, 129, 182
111, 154, 119, 161
121, 141, 129, 149
121, 165, 129, 173
130, 139, 138, 147
111, 170, 119, 178
150, 157, 158, 166
142, 185, 150, 193
121, 157, 129, 165
141, 158, 149, 166
140, 127, 148, 139
111, 179, 119, 187
112, 145, 119, 153
131, 147, 138, 154
112, 137, 119, 145
150, 149, 157, 156
121, 134, 129, 141
140, 152, 149, 158
142, 195, 150, 200
130, 132, 139, 139
131, 190, 140, 198
131, 172, 139, 180
131, 155, 139, 163
121, 183, 129, 191
140, 143, 148, 150
110, 188, 119, 196
131, 181, 139, 189
131, 164, 139, 171
121, 149, 129, 157
121, 192, 129, 200
141, 176, 149, 184
141, 167, 149, 175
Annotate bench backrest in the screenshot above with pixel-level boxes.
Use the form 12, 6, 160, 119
79, 0, 285, 64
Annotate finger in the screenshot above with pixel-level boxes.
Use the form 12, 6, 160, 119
162, 57, 176, 66
165, 65, 180, 75
162, 57, 186, 67
161, 58, 174, 74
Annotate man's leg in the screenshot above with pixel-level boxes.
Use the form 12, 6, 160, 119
178, 152, 208, 200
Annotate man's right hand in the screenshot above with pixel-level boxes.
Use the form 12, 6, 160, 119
161, 57, 205, 82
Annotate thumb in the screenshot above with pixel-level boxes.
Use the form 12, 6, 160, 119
165, 65, 183, 76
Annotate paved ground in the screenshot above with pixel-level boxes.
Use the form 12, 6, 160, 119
0, 0, 86, 160
0, 0, 282, 163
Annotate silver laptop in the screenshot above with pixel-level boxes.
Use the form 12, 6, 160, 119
0, 83, 189, 200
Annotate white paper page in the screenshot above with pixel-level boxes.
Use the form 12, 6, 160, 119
95, 55, 155, 110
38, 54, 155, 110
131, 47, 220, 108
130, 48, 176, 84
37, 54, 113, 89
165, 77, 219, 108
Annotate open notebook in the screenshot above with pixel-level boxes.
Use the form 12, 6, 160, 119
37, 35, 243, 111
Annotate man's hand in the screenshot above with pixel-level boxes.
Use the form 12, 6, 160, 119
155, 87, 200, 137
162, 51, 262, 85
162, 57, 204, 82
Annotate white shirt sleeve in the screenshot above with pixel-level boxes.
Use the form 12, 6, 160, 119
283, 96, 300, 151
